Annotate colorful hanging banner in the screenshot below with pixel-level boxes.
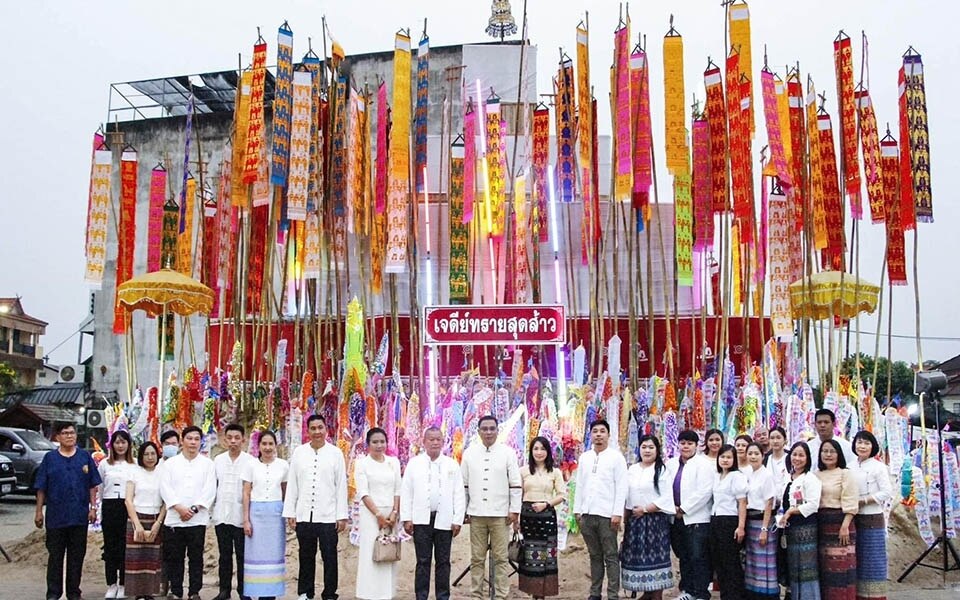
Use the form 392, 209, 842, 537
450, 141, 470, 303
897, 67, 916, 231
761, 70, 792, 187
881, 139, 908, 285
857, 90, 884, 223
179, 94, 195, 230
346, 88, 366, 234
83, 133, 103, 260
485, 98, 505, 239
727, 53, 750, 223
414, 35, 429, 193
251, 141, 271, 208
513, 175, 530, 302
739, 75, 755, 243
84, 149, 112, 286
776, 75, 793, 170
214, 163, 233, 317
833, 34, 861, 217
201, 192, 218, 304
385, 33, 412, 274
532, 105, 549, 242
676, 172, 694, 287
576, 26, 591, 167
704, 66, 728, 213
114, 150, 138, 334
555, 57, 576, 202
246, 204, 269, 314
663, 32, 687, 174
768, 186, 793, 340
271, 24, 294, 186
463, 103, 477, 223
303, 211, 322, 279
728, 1, 754, 133
370, 206, 385, 294
692, 118, 713, 251
287, 70, 312, 221
613, 25, 632, 202
161, 200, 179, 273
232, 71, 251, 208
178, 177, 196, 277
806, 78, 827, 251
787, 73, 807, 229
146, 166, 166, 272
330, 76, 348, 216
375, 82, 389, 216
631, 49, 652, 213
818, 113, 845, 271
904, 52, 932, 222
732, 222, 743, 315
243, 42, 267, 184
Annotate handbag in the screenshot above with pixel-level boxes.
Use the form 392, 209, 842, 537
372, 528, 402, 563
507, 532, 523, 563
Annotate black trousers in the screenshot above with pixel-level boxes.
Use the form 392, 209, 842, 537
296, 522, 339, 600
412, 514, 454, 600
670, 519, 712, 600
161, 525, 175, 589
46, 525, 88, 600
709, 515, 746, 600
101, 498, 127, 585
166, 525, 206, 597
215, 523, 245, 595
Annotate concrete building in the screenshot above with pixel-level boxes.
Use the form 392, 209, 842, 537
0, 297, 47, 387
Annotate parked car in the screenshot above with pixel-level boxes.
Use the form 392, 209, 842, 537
0, 427, 55, 492
0, 455, 16, 497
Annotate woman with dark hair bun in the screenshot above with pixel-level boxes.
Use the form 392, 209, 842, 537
518, 436, 566, 599
124, 441, 166, 599
816, 439, 859, 600
354, 427, 402, 599
99, 429, 135, 599
241, 430, 289, 600
851, 430, 891, 600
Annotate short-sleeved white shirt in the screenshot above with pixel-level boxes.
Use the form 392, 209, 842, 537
242, 458, 289, 503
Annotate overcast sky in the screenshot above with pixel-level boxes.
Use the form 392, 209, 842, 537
1, 0, 956, 369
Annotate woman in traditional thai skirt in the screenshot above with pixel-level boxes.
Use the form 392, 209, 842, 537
744, 442, 779, 600
705, 429, 725, 461
123, 441, 166, 600
620, 434, 674, 599
778, 441, 822, 600
518, 436, 566, 599
101, 429, 136, 599
815, 440, 859, 600
851, 431, 891, 600
709, 444, 748, 599
241, 430, 289, 600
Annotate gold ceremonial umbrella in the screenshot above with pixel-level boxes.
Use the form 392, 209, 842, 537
789, 271, 880, 321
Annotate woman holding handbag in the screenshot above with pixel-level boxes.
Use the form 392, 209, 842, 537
518, 436, 566, 599
355, 427, 402, 600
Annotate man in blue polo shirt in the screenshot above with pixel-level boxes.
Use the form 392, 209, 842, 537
34, 422, 102, 600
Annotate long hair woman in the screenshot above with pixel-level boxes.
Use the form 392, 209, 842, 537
816, 440, 859, 600
620, 434, 674, 599
778, 441, 822, 600
241, 430, 289, 600
99, 429, 135, 599
518, 436, 566, 599
123, 441, 166, 599
704, 429, 725, 460
744, 442, 779, 600
763, 427, 789, 492
709, 444, 748, 599
850, 430, 891, 600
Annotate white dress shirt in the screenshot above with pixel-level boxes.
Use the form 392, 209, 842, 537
625, 462, 676, 514
129, 466, 163, 514
400, 452, 465, 530
212, 451, 256, 527
159, 452, 217, 527
574, 446, 629, 519
765, 452, 789, 491
461, 442, 522, 517
282, 442, 348, 523
807, 436, 857, 471
745, 465, 777, 511
243, 458, 289, 503
666, 453, 715, 525
851, 457, 893, 515
712, 470, 749, 516
99, 460, 136, 500
781, 472, 822, 518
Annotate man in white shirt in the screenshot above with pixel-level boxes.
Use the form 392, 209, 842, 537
159, 425, 217, 600
807, 408, 857, 470
668, 429, 715, 600
574, 419, 628, 600
283, 414, 347, 600
460, 415, 522, 600
212, 423, 256, 600
401, 426, 465, 600
157, 428, 181, 599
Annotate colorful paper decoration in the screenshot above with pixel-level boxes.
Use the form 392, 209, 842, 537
631, 48, 652, 214
897, 67, 916, 231
147, 166, 166, 272
414, 35, 429, 193
243, 42, 267, 184
271, 24, 293, 186
385, 32, 411, 274
613, 25, 632, 202
532, 105, 549, 242
768, 184, 793, 339
177, 177, 196, 277
857, 89, 884, 223
704, 65, 728, 213
555, 57, 576, 203
833, 34, 861, 217
692, 117, 713, 251
485, 98, 505, 239
449, 140, 470, 303
728, 1, 754, 133
663, 31, 687, 174
904, 52, 932, 222
375, 82, 389, 216
114, 150, 137, 334
881, 138, 908, 285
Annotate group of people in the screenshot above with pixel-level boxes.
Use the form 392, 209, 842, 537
33, 407, 893, 600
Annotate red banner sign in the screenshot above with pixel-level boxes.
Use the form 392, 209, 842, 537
423, 305, 565, 346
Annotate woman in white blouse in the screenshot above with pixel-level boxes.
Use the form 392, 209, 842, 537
620, 434, 675, 599
763, 427, 789, 494
777, 441, 822, 600
241, 430, 289, 600
851, 430, 892, 600
709, 444, 748, 599
123, 441, 166, 600
100, 429, 135, 599
744, 442, 779, 599
355, 427, 402, 600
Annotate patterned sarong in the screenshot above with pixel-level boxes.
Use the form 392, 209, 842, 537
621, 511, 673, 592
786, 513, 821, 600
518, 502, 559, 597
745, 513, 780, 599
124, 512, 163, 597
855, 512, 887, 600
243, 500, 286, 598
819, 507, 857, 600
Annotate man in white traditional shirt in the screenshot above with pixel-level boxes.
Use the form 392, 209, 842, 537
668, 429, 715, 600
159, 425, 217, 600
212, 423, 256, 600
460, 415, 522, 600
574, 419, 628, 600
157, 428, 180, 599
807, 408, 857, 470
283, 414, 347, 600
401, 426, 465, 600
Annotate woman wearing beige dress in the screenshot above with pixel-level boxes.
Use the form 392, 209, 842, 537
518, 436, 566, 599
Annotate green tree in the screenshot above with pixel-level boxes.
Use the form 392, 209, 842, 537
838, 353, 916, 403
0, 361, 17, 395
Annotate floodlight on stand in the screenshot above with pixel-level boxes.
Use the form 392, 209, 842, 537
914, 369, 947, 396
906, 403, 919, 416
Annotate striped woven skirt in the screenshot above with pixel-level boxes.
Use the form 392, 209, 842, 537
620, 511, 674, 592
123, 512, 163, 597
855, 512, 887, 600
243, 500, 286, 598
518, 501, 560, 597
819, 507, 857, 600
785, 513, 820, 600
745, 512, 780, 599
